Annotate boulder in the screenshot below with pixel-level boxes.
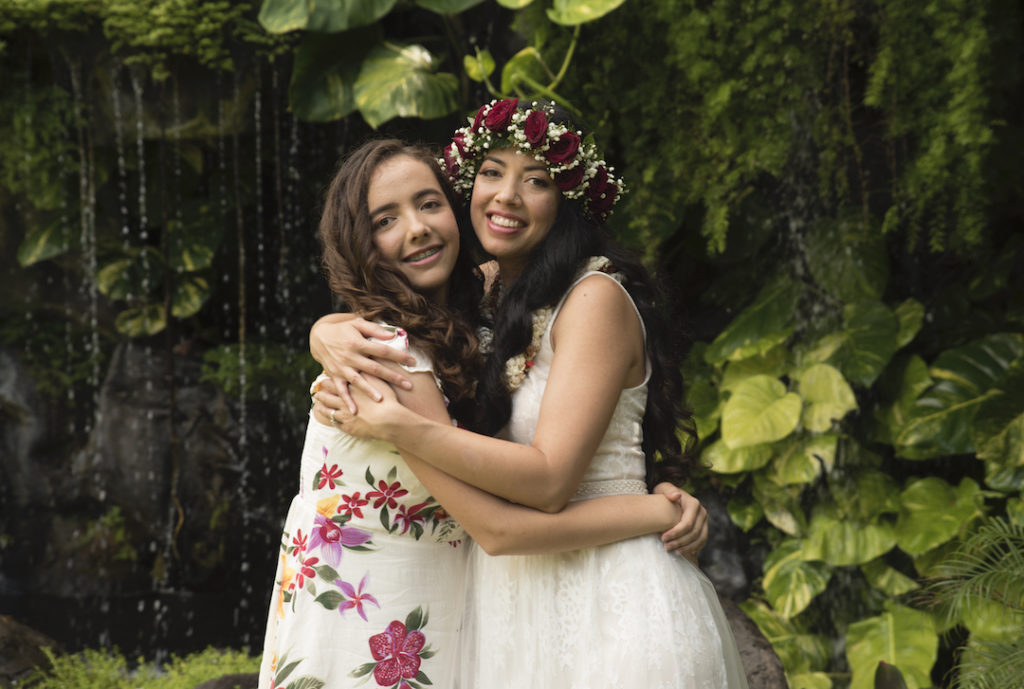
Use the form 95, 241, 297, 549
0, 615, 61, 688
722, 599, 789, 689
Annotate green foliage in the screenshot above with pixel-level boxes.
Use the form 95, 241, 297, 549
26, 646, 259, 689
200, 341, 320, 415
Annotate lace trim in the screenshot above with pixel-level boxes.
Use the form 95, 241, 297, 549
572, 478, 647, 500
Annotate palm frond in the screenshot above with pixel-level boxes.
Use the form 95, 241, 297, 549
952, 638, 1024, 689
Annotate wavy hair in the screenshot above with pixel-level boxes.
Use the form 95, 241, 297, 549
319, 139, 482, 404
468, 110, 699, 486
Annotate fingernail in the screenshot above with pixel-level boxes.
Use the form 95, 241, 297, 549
373, 392, 383, 402
401, 380, 413, 390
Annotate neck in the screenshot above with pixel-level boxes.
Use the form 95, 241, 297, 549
496, 258, 527, 286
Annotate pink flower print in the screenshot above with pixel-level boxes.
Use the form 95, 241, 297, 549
318, 462, 343, 490
368, 620, 426, 686
367, 480, 408, 509
337, 573, 380, 622
291, 529, 308, 557
291, 555, 318, 591
338, 492, 369, 519
393, 502, 428, 535
308, 514, 371, 567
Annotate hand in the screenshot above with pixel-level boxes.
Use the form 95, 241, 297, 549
653, 482, 708, 566
310, 315, 415, 413
312, 376, 402, 441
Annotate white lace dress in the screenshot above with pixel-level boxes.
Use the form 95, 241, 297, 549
458, 268, 749, 688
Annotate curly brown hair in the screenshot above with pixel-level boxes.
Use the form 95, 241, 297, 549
319, 139, 483, 404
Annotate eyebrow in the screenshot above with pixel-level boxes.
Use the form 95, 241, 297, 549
369, 188, 441, 217
482, 153, 549, 173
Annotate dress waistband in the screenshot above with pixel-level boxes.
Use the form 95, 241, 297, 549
572, 478, 647, 501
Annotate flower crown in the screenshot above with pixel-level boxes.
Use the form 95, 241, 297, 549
439, 98, 625, 224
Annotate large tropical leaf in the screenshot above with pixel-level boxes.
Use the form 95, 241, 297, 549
753, 474, 807, 536
972, 358, 1024, 475
771, 434, 837, 486
705, 281, 801, 364
762, 539, 831, 618
687, 377, 722, 441
166, 209, 222, 272
416, 0, 485, 13
740, 599, 830, 674
845, 602, 938, 689
354, 43, 459, 127
896, 333, 1024, 459
720, 345, 789, 390
258, 0, 396, 34
463, 48, 495, 82
115, 303, 167, 337
894, 298, 925, 348
289, 28, 382, 122
824, 300, 900, 386
796, 363, 857, 432
861, 558, 920, 596
895, 477, 983, 556
829, 468, 902, 521
788, 673, 833, 689
547, 0, 628, 25
721, 375, 802, 449
803, 214, 889, 303
497, 0, 534, 6
726, 496, 764, 531
500, 47, 552, 95
17, 216, 76, 266
803, 504, 896, 566
171, 274, 210, 319
872, 354, 933, 446
703, 439, 773, 473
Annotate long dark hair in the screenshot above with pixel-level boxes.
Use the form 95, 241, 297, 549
319, 139, 483, 404
469, 113, 698, 486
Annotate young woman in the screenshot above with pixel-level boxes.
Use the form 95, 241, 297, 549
312, 102, 748, 687
258, 138, 708, 689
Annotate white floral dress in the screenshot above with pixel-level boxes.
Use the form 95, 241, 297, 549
459, 265, 749, 688
258, 328, 466, 689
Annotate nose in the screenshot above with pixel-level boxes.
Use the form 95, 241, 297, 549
407, 212, 431, 241
494, 177, 520, 205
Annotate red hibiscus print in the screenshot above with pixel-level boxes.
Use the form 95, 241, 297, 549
318, 463, 343, 490
524, 109, 548, 147
292, 555, 318, 590
368, 480, 409, 509
554, 164, 585, 191
368, 620, 426, 686
338, 492, 369, 519
545, 131, 581, 164
484, 97, 518, 131
291, 529, 308, 557
393, 502, 428, 535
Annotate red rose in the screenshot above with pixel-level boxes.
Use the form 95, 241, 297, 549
471, 104, 487, 133
442, 143, 460, 179
524, 110, 548, 147
484, 98, 518, 131
554, 165, 585, 192
588, 166, 609, 194
589, 181, 618, 214
544, 131, 581, 164
452, 131, 467, 156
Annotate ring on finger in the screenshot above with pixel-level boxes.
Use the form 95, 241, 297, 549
329, 409, 338, 426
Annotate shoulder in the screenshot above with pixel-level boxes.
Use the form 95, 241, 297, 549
552, 273, 643, 348
561, 273, 635, 321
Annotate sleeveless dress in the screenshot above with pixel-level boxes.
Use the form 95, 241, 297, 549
459, 266, 749, 688
258, 328, 467, 689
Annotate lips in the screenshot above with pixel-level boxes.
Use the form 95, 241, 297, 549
487, 211, 526, 233
403, 245, 442, 263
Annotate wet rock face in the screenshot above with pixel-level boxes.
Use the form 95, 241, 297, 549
0, 614, 61, 688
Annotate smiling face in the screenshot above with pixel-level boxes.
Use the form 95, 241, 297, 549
367, 155, 460, 304
469, 147, 561, 283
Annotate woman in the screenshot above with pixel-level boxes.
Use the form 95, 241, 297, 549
259, 138, 708, 689
313, 101, 748, 687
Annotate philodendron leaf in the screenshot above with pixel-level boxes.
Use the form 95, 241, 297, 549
830, 468, 902, 521
796, 363, 857, 432
115, 304, 167, 337
740, 599, 830, 674
788, 673, 833, 689
895, 477, 982, 556
721, 375, 801, 449
753, 474, 806, 536
772, 434, 837, 486
727, 496, 764, 531
416, 0, 484, 13
803, 504, 895, 566
804, 213, 889, 303
289, 28, 382, 122
705, 281, 801, 365
500, 47, 552, 95
704, 438, 773, 473
825, 300, 900, 386
872, 354, 933, 446
720, 345, 789, 391
861, 558, 919, 596
547, 0, 627, 25
171, 274, 210, 319
894, 298, 925, 348
463, 48, 495, 82
166, 209, 222, 272
17, 216, 75, 266
259, 0, 396, 33
762, 539, 831, 619
896, 333, 1024, 459
845, 601, 938, 689
497, 0, 533, 6
972, 358, 1024, 472
354, 42, 459, 128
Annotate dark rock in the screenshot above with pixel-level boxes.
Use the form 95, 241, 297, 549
193, 672, 259, 689
699, 490, 750, 600
721, 599, 788, 689
0, 614, 61, 689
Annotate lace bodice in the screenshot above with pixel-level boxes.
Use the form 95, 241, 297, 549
502, 266, 650, 499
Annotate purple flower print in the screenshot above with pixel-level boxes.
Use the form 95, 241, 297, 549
337, 573, 380, 622
368, 620, 426, 686
308, 514, 371, 566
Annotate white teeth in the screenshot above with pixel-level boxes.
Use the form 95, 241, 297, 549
406, 247, 440, 262
490, 215, 524, 228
